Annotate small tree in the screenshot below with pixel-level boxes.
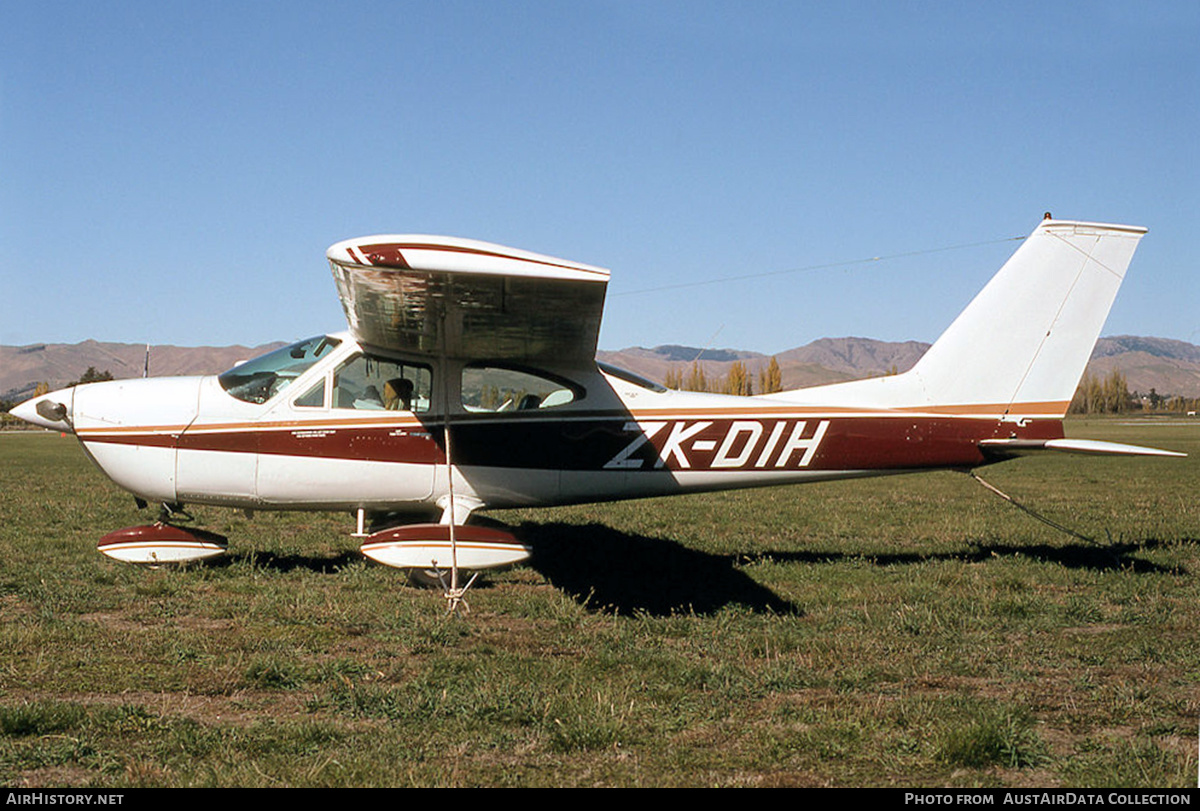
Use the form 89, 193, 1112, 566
758, 357, 782, 394
683, 362, 708, 392
1102, 370, 1130, 414
1070, 370, 1131, 414
68, 367, 114, 387
724, 361, 752, 396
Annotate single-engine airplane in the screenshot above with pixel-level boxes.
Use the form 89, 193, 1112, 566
12, 217, 1184, 605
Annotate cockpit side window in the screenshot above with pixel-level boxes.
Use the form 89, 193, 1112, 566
218, 336, 341, 404
293, 377, 326, 408
461, 365, 581, 413
332, 353, 431, 413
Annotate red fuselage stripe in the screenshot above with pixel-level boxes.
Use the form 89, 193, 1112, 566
75, 412, 1064, 472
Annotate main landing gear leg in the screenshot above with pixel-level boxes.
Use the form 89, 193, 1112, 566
435, 494, 483, 614
351, 507, 369, 538
156, 501, 192, 524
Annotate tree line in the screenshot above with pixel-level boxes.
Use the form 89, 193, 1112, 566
1069, 369, 1198, 414
0, 368, 115, 426
660, 361, 1199, 415
662, 357, 783, 395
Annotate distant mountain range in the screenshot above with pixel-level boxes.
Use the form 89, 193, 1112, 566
597, 338, 931, 391
3, 335, 1199, 403
601, 334, 1200, 397
0, 340, 285, 403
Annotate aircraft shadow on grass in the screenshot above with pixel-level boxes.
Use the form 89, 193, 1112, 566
734, 536, 1193, 576
212, 525, 1191, 618
517, 522, 801, 617
215, 550, 365, 574
215, 523, 801, 617
518, 524, 1192, 615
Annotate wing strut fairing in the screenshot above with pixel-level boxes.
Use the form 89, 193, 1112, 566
327, 235, 610, 364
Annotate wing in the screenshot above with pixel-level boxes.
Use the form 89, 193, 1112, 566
327, 235, 610, 364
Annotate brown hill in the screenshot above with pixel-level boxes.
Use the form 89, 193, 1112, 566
0, 340, 285, 402
600, 335, 1200, 397
1086, 336, 1200, 398
775, 337, 930, 377
597, 338, 927, 392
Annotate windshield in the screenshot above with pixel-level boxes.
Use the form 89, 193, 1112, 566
218, 336, 342, 404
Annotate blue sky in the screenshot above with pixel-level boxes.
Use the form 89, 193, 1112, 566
2, 1, 1196, 354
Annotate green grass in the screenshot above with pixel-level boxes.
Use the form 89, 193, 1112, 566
0, 419, 1197, 787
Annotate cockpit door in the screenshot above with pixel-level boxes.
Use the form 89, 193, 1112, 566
254, 350, 438, 508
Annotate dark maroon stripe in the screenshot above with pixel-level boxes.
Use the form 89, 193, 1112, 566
80, 416, 1065, 473
355, 241, 592, 274
358, 244, 411, 268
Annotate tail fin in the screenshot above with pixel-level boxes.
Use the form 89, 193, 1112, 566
772, 218, 1147, 416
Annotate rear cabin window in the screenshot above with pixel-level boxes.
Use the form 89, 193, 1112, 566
461, 365, 579, 412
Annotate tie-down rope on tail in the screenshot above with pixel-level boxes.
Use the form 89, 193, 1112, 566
965, 470, 1104, 547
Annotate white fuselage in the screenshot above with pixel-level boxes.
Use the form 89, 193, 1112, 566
12, 220, 1159, 520
13, 333, 1052, 516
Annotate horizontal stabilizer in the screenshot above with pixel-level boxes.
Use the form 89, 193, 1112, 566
979, 437, 1186, 461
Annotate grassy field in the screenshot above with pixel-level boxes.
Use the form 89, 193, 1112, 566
0, 419, 1197, 787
